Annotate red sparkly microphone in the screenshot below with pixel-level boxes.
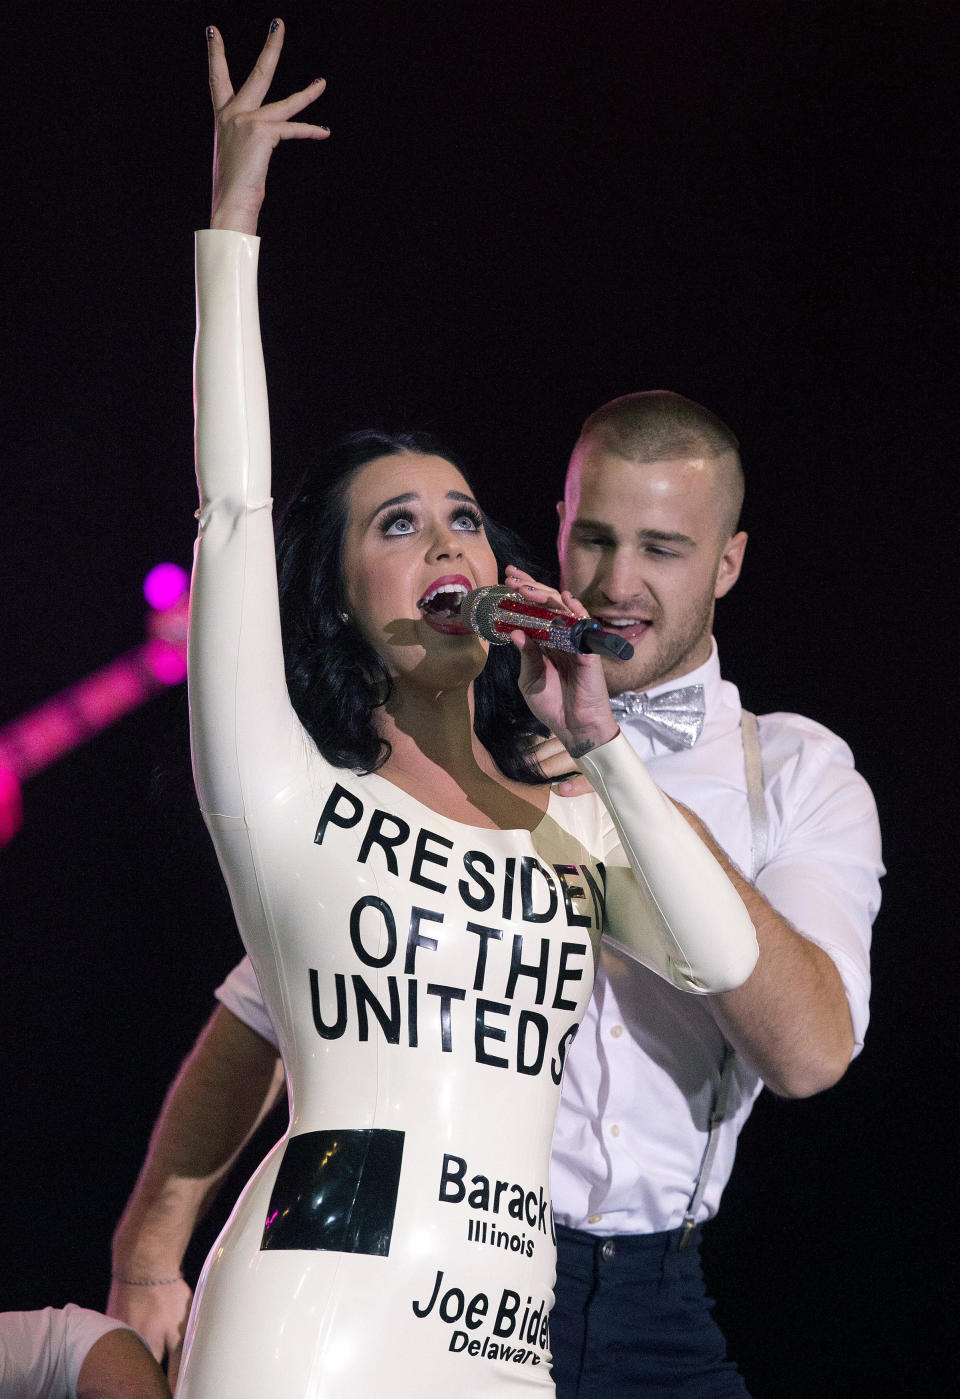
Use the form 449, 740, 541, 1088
459, 585, 634, 660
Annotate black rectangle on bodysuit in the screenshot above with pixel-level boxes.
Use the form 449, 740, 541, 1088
261, 1128, 405, 1256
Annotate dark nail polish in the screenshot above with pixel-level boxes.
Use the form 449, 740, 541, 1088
206, 26, 216, 41
270, 18, 281, 32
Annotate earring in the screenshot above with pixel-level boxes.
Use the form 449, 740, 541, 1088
339, 611, 350, 624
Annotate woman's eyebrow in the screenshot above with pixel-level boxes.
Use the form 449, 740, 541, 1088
366, 488, 479, 527
371, 491, 417, 515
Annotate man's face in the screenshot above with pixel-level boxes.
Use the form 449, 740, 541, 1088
557, 447, 747, 695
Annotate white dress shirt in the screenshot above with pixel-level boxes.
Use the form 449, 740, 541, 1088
217, 641, 882, 1237
0, 1306, 133, 1399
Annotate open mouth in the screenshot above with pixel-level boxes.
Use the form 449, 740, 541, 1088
592, 616, 652, 643
417, 577, 473, 634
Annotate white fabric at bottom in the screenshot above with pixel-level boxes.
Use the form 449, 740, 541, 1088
0, 1306, 134, 1399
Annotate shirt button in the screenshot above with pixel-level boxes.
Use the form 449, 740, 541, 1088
610, 1024, 624, 1038
610, 1124, 620, 1137
588, 1214, 603, 1225
601, 1240, 616, 1261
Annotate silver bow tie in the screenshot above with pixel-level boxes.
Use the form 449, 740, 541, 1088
609, 684, 706, 749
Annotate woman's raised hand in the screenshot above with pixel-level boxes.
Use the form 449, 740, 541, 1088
207, 19, 329, 234
503, 565, 620, 762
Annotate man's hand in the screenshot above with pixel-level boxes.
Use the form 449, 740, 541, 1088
526, 732, 593, 795
105, 1277, 192, 1388
208, 20, 329, 234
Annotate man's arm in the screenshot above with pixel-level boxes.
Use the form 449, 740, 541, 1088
677, 805, 856, 1097
544, 732, 877, 1099
107, 1006, 284, 1380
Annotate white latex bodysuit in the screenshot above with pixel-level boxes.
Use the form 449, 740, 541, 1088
177, 229, 758, 1398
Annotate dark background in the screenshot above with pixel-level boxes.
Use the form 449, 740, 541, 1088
1, 1, 955, 1393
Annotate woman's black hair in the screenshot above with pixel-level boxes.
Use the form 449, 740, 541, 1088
276, 429, 551, 784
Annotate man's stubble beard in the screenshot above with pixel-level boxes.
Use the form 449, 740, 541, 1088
600, 589, 716, 698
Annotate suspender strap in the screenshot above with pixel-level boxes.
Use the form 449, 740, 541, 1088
680, 710, 768, 1246
680, 1044, 737, 1245
741, 709, 768, 879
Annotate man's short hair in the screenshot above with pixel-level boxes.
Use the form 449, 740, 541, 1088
577, 391, 744, 534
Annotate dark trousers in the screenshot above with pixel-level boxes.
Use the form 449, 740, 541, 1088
550, 1224, 751, 1399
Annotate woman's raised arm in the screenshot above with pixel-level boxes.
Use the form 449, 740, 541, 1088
190, 23, 328, 821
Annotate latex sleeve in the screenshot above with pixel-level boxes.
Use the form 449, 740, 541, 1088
581, 734, 758, 992
190, 228, 301, 824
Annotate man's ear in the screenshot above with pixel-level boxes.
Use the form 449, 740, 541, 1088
555, 499, 567, 559
715, 531, 748, 599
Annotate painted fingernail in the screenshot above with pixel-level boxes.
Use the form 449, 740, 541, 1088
206, 25, 216, 41
270, 18, 281, 33
311, 77, 325, 85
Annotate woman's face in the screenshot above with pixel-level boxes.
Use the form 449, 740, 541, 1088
341, 452, 499, 691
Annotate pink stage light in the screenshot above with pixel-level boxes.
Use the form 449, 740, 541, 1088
0, 767, 22, 846
143, 562, 189, 611
0, 565, 190, 847
145, 636, 189, 687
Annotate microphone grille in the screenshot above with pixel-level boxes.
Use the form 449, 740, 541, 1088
459, 584, 522, 644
